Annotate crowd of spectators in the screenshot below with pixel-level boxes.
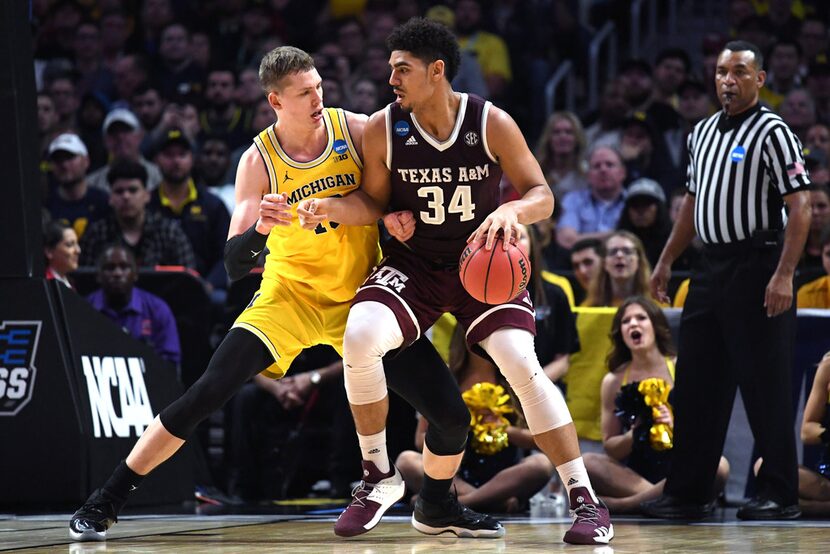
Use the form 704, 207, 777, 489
33, 0, 830, 504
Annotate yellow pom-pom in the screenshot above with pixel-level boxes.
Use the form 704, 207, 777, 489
462, 382, 514, 455
638, 378, 673, 451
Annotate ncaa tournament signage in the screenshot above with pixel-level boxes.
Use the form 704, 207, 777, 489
0, 279, 200, 508
0, 320, 42, 416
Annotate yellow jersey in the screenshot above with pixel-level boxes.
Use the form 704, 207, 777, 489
797, 275, 830, 309
252, 107, 380, 302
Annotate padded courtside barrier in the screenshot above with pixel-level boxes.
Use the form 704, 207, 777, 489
0, 279, 202, 509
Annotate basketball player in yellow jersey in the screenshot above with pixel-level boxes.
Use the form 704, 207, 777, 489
69, 46, 473, 542
232, 100, 379, 377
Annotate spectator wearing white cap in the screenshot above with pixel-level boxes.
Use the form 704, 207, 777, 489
87, 108, 162, 192
44, 133, 110, 239
616, 178, 672, 267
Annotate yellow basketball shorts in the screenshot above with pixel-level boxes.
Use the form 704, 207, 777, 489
232, 278, 350, 378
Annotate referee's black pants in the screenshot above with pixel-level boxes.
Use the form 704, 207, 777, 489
664, 241, 799, 506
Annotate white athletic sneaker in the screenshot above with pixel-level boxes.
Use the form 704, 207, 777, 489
334, 461, 405, 537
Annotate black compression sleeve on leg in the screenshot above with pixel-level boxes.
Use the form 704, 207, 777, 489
160, 328, 275, 439
224, 222, 269, 281
385, 337, 470, 456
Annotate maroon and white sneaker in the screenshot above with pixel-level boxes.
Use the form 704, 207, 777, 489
563, 487, 614, 545
334, 461, 405, 537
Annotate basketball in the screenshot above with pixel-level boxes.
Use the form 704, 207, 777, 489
459, 237, 531, 305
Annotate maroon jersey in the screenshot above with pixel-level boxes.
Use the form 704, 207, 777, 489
385, 93, 502, 266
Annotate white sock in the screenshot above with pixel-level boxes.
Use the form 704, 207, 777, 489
358, 429, 390, 474
557, 457, 598, 504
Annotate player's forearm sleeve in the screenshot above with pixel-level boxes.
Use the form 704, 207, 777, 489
224, 223, 268, 281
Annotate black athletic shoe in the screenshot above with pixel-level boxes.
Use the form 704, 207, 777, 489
640, 494, 715, 520
736, 497, 801, 520
69, 489, 121, 541
411, 492, 505, 538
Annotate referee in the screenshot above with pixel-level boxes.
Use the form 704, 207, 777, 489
643, 41, 812, 520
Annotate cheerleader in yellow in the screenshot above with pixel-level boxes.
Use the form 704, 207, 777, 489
584, 296, 729, 513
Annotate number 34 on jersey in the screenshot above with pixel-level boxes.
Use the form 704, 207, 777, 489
396, 164, 490, 225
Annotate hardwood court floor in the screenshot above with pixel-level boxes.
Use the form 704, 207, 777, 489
4, 513, 830, 553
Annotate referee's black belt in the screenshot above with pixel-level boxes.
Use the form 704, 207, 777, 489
702, 230, 783, 255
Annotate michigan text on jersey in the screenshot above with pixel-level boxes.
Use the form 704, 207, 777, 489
285, 173, 357, 204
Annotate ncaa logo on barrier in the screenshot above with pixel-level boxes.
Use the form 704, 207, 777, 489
81, 355, 154, 438
0, 321, 42, 416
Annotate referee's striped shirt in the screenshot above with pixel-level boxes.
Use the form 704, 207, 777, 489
686, 103, 811, 244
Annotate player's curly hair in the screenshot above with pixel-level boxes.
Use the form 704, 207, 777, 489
386, 17, 460, 81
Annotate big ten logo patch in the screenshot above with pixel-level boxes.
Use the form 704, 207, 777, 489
370, 266, 409, 293
0, 321, 42, 416
81, 356, 154, 438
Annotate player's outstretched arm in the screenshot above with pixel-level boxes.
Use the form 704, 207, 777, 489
224, 145, 291, 281
469, 106, 554, 249
297, 110, 391, 229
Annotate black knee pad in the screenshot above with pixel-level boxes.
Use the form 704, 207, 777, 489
421, 394, 470, 456
424, 417, 469, 456
159, 380, 214, 440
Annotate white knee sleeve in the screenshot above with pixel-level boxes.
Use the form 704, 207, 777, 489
342, 301, 404, 405
479, 328, 572, 435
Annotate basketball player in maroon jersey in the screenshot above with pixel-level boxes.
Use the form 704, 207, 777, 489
298, 18, 613, 544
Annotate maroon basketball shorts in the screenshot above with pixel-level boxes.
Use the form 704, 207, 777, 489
353, 250, 536, 351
